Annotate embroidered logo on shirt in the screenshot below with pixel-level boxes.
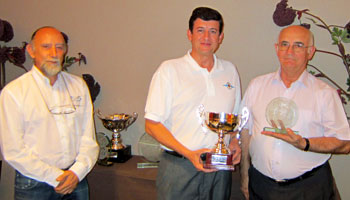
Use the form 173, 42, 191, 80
223, 82, 234, 89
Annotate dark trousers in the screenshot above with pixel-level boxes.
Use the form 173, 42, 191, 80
157, 152, 232, 200
248, 162, 335, 200
14, 171, 89, 200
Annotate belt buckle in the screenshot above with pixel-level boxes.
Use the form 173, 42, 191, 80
275, 179, 287, 183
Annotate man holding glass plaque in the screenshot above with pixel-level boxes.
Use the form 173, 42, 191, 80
145, 7, 242, 200
0, 27, 98, 199
240, 25, 350, 200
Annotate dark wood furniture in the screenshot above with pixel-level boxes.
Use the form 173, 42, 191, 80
87, 155, 244, 200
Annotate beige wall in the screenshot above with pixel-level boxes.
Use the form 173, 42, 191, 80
0, 0, 349, 199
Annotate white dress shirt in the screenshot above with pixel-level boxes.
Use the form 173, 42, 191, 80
145, 51, 241, 151
241, 68, 350, 180
0, 66, 98, 187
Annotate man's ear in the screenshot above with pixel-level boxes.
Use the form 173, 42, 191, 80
307, 46, 316, 60
187, 29, 193, 42
26, 43, 35, 59
219, 32, 224, 44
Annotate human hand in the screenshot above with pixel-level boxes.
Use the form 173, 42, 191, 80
55, 170, 79, 195
261, 120, 304, 150
185, 148, 217, 173
241, 184, 249, 200
228, 138, 241, 165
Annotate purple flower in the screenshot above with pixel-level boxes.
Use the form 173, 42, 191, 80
273, 0, 296, 27
0, 20, 14, 42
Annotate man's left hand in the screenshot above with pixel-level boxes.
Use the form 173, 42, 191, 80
262, 126, 304, 150
55, 170, 79, 195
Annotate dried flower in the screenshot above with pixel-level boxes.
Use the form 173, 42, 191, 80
82, 74, 100, 103
300, 23, 311, 29
273, 0, 296, 27
0, 20, 14, 42
10, 47, 26, 65
0, 20, 4, 40
346, 21, 350, 32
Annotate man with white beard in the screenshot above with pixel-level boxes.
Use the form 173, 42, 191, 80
0, 27, 98, 200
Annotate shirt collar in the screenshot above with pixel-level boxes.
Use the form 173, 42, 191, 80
272, 67, 309, 88
185, 50, 221, 72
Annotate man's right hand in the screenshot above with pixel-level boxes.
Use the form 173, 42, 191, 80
240, 176, 249, 200
185, 148, 217, 173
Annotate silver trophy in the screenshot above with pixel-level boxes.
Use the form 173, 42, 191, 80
199, 105, 249, 170
264, 97, 299, 134
97, 110, 138, 163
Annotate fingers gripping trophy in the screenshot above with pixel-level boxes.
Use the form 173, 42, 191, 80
199, 105, 249, 170
97, 110, 138, 163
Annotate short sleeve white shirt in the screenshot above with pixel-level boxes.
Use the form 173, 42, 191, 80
145, 51, 241, 151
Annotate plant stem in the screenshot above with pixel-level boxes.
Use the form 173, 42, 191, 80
316, 49, 343, 59
308, 64, 349, 96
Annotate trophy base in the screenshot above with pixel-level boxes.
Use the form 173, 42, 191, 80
203, 153, 235, 171
263, 127, 299, 134
108, 145, 132, 163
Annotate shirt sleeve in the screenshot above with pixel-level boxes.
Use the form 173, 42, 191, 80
69, 81, 99, 181
144, 64, 173, 123
0, 87, 63, 187
319, 87, 350, 140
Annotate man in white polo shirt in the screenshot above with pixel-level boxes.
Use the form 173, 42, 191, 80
145, 7, 242, 200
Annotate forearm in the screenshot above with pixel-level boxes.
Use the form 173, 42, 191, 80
295, 136, 350, 154
71, 96, 98, 180
145, 119, 192, 158
240, 129, 251, 179
240, 129, 251, 200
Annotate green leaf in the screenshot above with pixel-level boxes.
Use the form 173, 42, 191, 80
331, 34, 339, 44
341, 29, 350, 43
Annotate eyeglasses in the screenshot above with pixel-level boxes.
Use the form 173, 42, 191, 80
32, 74, 76, 115
277, 41, 313, 52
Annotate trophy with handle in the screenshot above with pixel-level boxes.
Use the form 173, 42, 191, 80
199, 105, 249, 170
96, 110, 138, 163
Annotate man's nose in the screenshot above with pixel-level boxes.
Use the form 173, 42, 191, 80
286, 44, 294, 54
203, 30, 209, 39
50, 47, 58, 57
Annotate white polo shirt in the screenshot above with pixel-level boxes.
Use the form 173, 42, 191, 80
241, 68, 350, 180
145, 51, 241, 151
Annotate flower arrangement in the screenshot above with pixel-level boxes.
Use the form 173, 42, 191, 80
0, 18, 27, 90
273, 0, 350, 104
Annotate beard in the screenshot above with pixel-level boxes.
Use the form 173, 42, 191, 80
41, 59, 62, 77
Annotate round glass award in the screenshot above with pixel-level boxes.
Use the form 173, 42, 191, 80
265, 97, 298, 132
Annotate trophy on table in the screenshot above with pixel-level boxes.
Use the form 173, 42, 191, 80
264, 97, 299, 134
97, 110, 138, 163
199, 105, 249, 170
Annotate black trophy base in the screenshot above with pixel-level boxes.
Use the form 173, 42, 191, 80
108, 145, 132, 163
203, 153, 235, 171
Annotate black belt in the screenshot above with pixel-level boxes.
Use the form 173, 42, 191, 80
164, 150, 186, 159
259, 161, 327, 186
